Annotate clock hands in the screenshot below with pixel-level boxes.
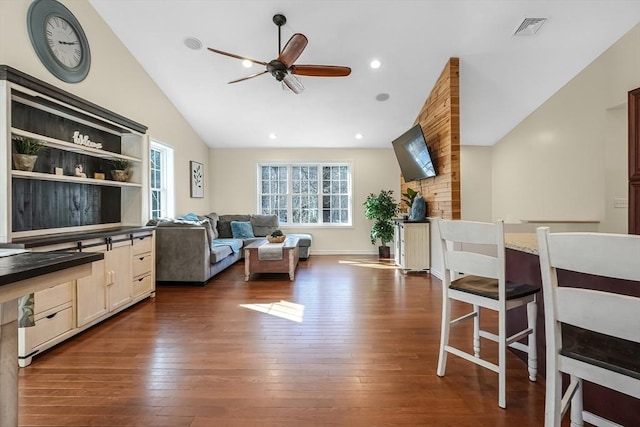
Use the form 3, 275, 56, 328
58, 40, 79, 45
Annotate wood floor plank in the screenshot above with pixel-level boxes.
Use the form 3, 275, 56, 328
18, 255, 546, 426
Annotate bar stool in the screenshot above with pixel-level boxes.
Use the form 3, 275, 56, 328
436, 219, 540, 408
536, 227, 640, 427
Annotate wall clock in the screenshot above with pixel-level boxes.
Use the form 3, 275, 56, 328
27, 0, 91, 83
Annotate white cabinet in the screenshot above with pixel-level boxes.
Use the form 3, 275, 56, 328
18, 230, 155, 366
0, 66, 150, 242
131, 232, 154, 299
18, 281, 74, 367
76, 248, 108, 327
106, 238, 133, 311
394, 221, 430, 272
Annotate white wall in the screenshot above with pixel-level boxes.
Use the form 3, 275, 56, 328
490, 24, 640, 233
0, 0, 210, 218
460, 146, 493, 221
209, 148, 401, 254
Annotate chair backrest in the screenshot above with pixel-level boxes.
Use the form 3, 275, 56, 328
536, 227, 640, 345
437, 219, 505, 283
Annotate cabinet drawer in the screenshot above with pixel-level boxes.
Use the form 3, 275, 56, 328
132, 235, 153, 255
132, 252, 152, 278
27, 307, 74, 350
35, 282, 73, 315
132, 274, 153, 298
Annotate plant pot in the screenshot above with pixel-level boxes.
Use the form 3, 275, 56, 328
267, 235, 286, 243
111, 169, 131, 182
378, 245, 391, 259
12, 154, 38, 172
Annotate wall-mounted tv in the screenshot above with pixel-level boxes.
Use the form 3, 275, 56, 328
391, 124, 436, 182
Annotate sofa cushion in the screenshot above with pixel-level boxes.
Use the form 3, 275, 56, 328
151, 216, 215, 246
231, 221, 255, 239
250, 214, 279, 237
209, 244, 232, 264
202, 212, 219, 239
217, 214, 251, 238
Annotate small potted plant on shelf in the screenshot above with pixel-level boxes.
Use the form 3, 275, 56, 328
401, 188, 419, 218
110, 158, 132, 182
12, 136, 46, 172
364, 189, 399, 258
268, 229, 286, 243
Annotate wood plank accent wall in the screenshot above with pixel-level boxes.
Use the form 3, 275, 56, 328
400, 58, 460, 219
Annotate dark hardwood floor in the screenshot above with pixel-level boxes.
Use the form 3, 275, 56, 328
18, 255, 546, 426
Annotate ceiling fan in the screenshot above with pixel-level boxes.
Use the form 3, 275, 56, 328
207, 14, 351, 94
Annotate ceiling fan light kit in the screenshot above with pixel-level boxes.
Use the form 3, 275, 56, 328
207, 14, 351, 94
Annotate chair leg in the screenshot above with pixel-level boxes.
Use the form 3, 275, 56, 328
473, 304, 480, 358
527, 299, 537, 381
498, 308, 506, 408
544, 367, 563, 427
437, 297, 451, 377
569, 377, 584, 427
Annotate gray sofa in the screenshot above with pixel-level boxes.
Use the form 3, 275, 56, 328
153, 213, 312, 284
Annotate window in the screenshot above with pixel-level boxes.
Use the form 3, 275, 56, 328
150, 140, 174, 219
258, 163, 352, 226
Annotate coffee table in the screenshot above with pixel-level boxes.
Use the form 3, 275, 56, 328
244, 236, 300, 281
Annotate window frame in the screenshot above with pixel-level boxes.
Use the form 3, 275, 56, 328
257, 162, 353, 227
149, 140, 175, 220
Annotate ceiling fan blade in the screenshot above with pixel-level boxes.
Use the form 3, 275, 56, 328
282, 73, 304, 94
291, 65, 351, 77
207, 47, 268, 66
277, 33, 308, 68
228, 71, 268, 84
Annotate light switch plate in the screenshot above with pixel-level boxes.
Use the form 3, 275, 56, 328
614, 198, 629, 208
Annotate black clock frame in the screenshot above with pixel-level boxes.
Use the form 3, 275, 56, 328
27, 0, 91, 83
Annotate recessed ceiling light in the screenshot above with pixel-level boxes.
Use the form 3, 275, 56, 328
242, 59, 253, 68
375, 93, 390, 102
184, 37, 202, 50
269, 133, 277, 140
355, 133, 363, 140
370, 59, 381, 69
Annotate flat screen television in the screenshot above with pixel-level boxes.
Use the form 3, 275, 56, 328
391, 124, 436, 182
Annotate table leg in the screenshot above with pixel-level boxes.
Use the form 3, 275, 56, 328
245, 254, 250, 281
0, 299, 19, 427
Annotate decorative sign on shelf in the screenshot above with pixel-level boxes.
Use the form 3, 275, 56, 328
72, 131, 103, 149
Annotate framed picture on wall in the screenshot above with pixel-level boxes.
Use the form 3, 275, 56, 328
190, 161, 204, 198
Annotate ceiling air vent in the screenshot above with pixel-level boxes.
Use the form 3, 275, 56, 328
513, 18, 547, 36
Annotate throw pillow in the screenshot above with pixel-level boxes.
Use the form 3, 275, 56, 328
250, 214, 279, 237
230, 221, 255, 239
204, 212, 220, 239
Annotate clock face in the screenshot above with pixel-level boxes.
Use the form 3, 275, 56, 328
46, 16, 82, 68
27, 0, 91, 83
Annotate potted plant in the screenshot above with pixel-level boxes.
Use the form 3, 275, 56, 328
110, 158, 132, 182
12, 137, 46, 172
364, 189, 399, 258
401, 188, 419, 216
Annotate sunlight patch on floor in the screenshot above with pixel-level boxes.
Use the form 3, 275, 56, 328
338, 258, 399, 269
240, 300, 305, 323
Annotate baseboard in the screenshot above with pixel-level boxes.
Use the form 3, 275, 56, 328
309, 250, 383, 256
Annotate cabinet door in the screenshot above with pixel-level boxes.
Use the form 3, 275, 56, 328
76, 249, 108, 327
107, 240, 132, 311
404, 223, 430, 270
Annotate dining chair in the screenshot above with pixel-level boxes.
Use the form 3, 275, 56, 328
436, 219, 540, 408
536, 227, 640, 427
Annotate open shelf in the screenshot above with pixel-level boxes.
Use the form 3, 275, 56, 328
12, 170, 142, 188
11, 128, 141, 163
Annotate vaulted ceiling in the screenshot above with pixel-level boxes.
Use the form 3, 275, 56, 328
90, 0, 640, 149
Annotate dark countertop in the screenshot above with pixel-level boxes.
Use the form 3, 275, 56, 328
3, 226, 155, 249
0, 251, 103, 286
